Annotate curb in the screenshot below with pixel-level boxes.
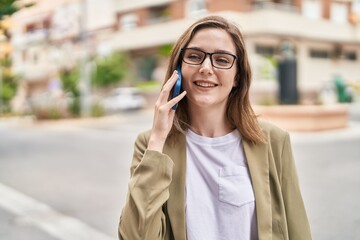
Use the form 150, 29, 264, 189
0, 116, 36, 127
290, 121, 360, 143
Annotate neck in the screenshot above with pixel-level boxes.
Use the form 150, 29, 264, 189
187, 105, 233, 137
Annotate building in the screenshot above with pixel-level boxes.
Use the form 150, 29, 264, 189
9, 0, 360, 111
109, 0, 360, 103
10, 0, 115, 113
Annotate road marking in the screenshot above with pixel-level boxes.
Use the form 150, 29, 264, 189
0, 182, 116, 240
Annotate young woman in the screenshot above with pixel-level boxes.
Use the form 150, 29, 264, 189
118, 15, 311, 240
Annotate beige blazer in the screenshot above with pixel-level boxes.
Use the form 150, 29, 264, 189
119, 121, 312, 240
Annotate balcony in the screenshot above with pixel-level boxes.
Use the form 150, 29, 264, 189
20, 64, 53, 82
12, 29, 49, 48
116, 0, 174, 13
107, 9, 360, 51
252, 0, 300, 13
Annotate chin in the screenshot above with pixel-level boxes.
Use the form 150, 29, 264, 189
193, 99, 216, 108
192, 95, 211, 102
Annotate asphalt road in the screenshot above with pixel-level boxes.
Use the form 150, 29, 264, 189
0, 109, 360, 240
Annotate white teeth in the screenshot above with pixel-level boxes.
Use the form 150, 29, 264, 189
195, 82, 216, 87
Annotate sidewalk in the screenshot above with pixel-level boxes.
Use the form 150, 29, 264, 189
289, 102, 360, 143
1, 106, 360, 143
290, 121, 360, 144
0, 113, 132, 130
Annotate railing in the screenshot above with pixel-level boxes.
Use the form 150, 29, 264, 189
252, 1, 301, 13
25, 29, 49, 44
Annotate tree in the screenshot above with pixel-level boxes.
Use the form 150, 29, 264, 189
59, 67, 81, 116
0, 0, 34, 113
0, 1, 34, 19
92, 52, 129, 87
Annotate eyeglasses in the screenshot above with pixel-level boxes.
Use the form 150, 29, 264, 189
181, 48, 237, 69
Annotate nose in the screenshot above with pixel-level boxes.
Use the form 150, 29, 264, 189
199, 55, 213, 74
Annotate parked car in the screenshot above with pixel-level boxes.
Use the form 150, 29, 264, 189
101, 87, 147, 112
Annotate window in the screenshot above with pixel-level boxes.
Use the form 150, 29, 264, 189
353, 0, 360, 14
186, 0, 207, 18
302, 0, 321, 20
343, 51, 357, 61
148, 5, 170, 24
255, 45, 276, 56
120, 13, 138, 31
253, 0, 298, 12
330, 2, 348, 23
309, 49, 331, 59
310, 46, 358, 61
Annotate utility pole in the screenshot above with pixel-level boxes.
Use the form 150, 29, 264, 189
79, 0, 91, 117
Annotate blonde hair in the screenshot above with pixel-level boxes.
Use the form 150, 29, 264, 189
165, 15, 264, 144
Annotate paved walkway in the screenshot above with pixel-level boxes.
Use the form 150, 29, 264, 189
1, 106, 359, 240
2, 106, 360, 143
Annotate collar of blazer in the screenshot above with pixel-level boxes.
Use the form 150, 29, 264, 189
162, 132, 272, 239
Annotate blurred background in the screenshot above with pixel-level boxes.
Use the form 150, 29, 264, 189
0, 0, 360, 239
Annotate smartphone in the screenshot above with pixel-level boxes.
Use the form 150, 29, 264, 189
171, 65, 182, 110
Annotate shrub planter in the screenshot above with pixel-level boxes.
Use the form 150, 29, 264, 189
254, 104, 349, 132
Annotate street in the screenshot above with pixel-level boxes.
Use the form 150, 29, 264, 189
1, 109, 360, 240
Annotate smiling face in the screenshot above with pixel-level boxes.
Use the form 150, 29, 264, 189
181, 28, 237, 111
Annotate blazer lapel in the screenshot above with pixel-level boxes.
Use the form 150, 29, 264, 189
163, 134, 187, 240
243, 140, 272, 240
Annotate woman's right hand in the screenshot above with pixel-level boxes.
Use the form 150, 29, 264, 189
148, 70, 187, 152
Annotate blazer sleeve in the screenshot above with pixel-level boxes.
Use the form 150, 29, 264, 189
280, 133, 312, 240
118, 132, 174, 240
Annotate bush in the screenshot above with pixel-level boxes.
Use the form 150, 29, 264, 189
92, 52, 129, 87
0, 57, 18, 113
91, 102, 104, 117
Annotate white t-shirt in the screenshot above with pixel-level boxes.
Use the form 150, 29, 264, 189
185, 129, 258, 240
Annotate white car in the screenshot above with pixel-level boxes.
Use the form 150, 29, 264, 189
101, 87, 147, 112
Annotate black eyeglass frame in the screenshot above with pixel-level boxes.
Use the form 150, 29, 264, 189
180, 47, 237, 69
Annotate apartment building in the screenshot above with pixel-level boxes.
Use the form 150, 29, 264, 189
10, 0, 115, 112
110, 0, 360, 103
9, 0, 360, 111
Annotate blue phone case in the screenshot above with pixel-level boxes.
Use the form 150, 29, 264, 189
172, 66, 182, 110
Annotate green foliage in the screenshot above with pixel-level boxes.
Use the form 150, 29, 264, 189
49, 107, 61, 120
158, 44, 173, 57
91, 102, 104, 117
59, 52, 129, 116
259, 56, 278, 81
0, 0, 34, 20
0, 57, 18, 112
92, 52, 129, 87
60, 67, 80, 97
0, 1, 34, 113
0, 0, 19, 19
1, 79, 16, 100
135, 80, 161, 91
68, 98, 81, 116
59, 67, 81, 116
0, 55, 11, 67
333, 75, 353, 103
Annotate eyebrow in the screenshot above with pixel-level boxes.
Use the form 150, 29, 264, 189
186, 46, 235, 55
